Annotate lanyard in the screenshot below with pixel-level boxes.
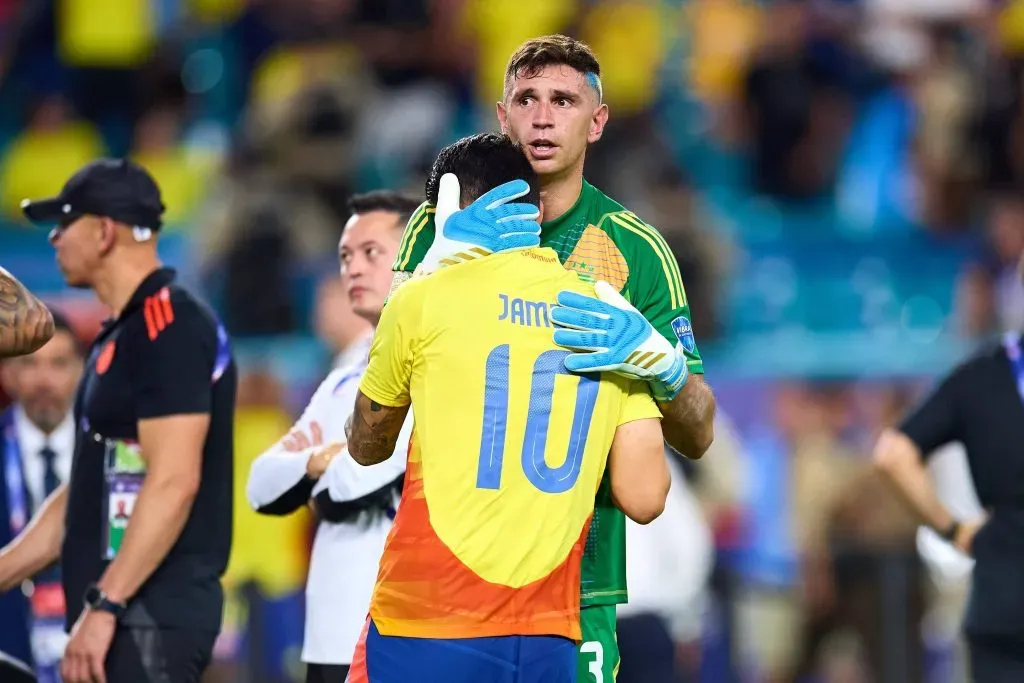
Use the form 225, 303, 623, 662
212, 323, 231, 383
1004, 332, 1024, 404
2, 411, 28, 537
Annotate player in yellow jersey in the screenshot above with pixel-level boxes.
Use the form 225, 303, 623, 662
344, 133, 671, 683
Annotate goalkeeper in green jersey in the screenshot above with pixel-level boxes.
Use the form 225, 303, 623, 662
391, 34, 716, 682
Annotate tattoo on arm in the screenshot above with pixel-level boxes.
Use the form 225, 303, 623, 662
0, 266, 54, 358
659, 374, 716, 459
348, 391, 409, 466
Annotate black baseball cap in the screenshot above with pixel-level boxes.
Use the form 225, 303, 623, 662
20, 158, 165, 233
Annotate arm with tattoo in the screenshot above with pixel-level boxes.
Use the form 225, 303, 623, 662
0, 266, 54, 358
659, 374, 716, 459
346, 390, 410, 466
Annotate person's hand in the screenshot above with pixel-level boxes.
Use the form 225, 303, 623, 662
954, 518, 985, 556
282, 421, 323, 453
417, 173, 540, 275
551, 280, 688, 401
306, 442, 345, 479
61, 609, 115, 683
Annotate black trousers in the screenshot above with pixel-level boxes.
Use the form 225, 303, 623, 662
307, 663, 351, 683
617, 613, 686, 683
968, 636, 1024, 683
106, 627, 216, 683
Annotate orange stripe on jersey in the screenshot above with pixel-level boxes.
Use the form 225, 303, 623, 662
348, 618, 371, 683
368, 441, 588, 642
150, 296, 166, 330
143, 298, 158, 340
143, 288, 176, 340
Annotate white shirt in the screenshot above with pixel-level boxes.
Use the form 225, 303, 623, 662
618, 454, 713, 642
13, 406, 74, 510
333, 331, 374, 371
246, 337, 410, 665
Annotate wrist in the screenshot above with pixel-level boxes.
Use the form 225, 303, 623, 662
305, 452, 322, 478
85, 583, 127, 618
652, 348, 688, 402
938, 520, 960, 542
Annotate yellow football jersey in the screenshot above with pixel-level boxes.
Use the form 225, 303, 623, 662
359, 247, 660, 640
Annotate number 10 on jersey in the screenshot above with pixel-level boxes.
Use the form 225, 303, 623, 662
475, 344, 601, 494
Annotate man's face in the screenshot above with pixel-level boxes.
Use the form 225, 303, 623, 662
314, 275, 372, 353
497, 64, 609, 180
2, 330, 82, 433
339, 210, 403, 321
49, 215, 107, 289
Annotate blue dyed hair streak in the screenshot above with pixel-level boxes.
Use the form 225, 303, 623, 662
585, 72, 603, 103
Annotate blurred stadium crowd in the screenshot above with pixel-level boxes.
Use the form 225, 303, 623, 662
2, 0, 1023, 681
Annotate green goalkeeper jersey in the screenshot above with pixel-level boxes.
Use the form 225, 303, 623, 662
393, 179, 705, 607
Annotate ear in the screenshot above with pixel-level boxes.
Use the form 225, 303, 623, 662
588, 103, 609, 145
496, 101, 508, 135
97, 217, 118, 256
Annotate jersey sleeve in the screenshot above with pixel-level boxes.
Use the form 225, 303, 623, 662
614, 212, 705, 375
130, 296, 214, 419
392, 201, 437, 273
359, 280, 423, 406
617, 378, 663, 426
899, 362, 967, 459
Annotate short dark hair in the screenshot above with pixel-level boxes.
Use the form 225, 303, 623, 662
425, 133, 540, 209
346, 191, 421, 227
504, 35, 601, 98
48, 308, 85, 358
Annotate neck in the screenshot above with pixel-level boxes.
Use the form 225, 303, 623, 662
93, 253, 163, 317
357, 312, 380, 329
539, 171, 584, 223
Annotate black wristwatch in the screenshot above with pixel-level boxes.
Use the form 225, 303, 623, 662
83, 584, 127, 618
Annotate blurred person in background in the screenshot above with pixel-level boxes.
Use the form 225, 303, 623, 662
741, 0, 852, 201
0, 310, 82, 681
129, 103, 212, 229
616, 453, 713, 683
823, 384, 924, 683
733, 382, 860, 683
5, 158, 237, 683
212, 369, 310, 683
0, 95, 105, 220
874, 258, 1024, 681
201, 77, 366, 338
955, 194, 1024, 338
912, 22, 978, 232
0, 266, 54, 358
247, 191, 418, 683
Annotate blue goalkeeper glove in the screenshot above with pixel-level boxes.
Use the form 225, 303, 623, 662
417, 173, 540, 274
551, 281, 688, 402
